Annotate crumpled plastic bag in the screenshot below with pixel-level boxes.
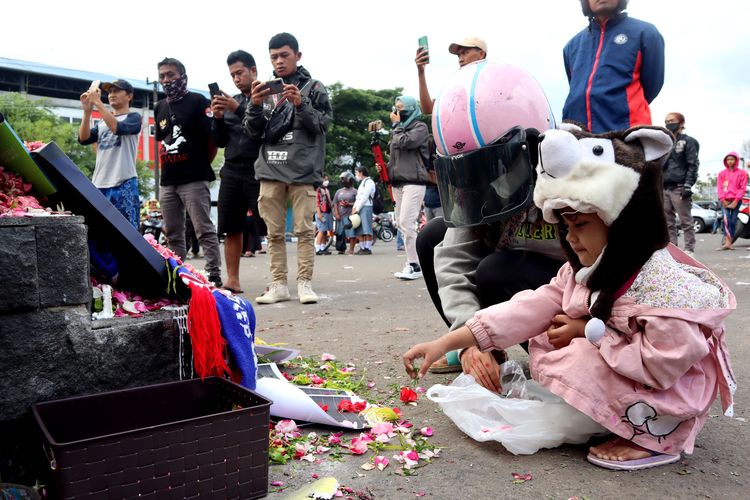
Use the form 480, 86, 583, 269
426, 361, 607, 455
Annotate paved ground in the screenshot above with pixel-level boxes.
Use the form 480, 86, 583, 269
195, 231, 749, 499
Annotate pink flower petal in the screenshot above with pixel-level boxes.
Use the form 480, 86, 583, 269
321, 353, 336, 361
420, 427, 433, 437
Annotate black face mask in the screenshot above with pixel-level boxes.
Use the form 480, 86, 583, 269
398, 110, 411, 123
665, 123, 680, 134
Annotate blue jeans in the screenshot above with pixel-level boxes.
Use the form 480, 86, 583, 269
722, 205, 740, 239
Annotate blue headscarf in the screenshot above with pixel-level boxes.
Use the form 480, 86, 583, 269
396, 95, 422, 129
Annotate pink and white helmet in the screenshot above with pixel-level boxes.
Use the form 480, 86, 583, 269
432, 60, 554, 156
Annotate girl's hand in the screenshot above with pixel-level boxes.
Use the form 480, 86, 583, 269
403, 339, 447, 379
547, 314, 587, 349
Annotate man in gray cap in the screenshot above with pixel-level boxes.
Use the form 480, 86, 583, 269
78, 79, 143, 228
415, 36, 487, 115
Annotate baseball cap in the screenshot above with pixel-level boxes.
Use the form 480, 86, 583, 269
102, 79, 134, 94
448, 37, 487, 55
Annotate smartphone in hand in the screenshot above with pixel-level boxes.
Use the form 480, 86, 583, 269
258, 78, 285, 95
418, 36, 429, 63
208, 82, 221, 98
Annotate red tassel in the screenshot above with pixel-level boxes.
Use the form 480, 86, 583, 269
187, 281, 229, 378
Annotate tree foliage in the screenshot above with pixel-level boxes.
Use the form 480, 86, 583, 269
325, 83, 402, 177
0, 92, 96, 178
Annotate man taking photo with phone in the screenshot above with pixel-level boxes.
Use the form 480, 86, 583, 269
210, 50, 264, 294
243, 32, 332, 305
415, 36, 487, 115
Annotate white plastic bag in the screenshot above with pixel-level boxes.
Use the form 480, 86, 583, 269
426, 361, 607, 455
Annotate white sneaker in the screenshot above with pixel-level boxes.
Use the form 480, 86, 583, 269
394, 264, 423, 280
256, 282, 290, 304
297, 280, 319, 304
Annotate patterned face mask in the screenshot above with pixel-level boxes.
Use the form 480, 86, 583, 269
163, 74, 188, 102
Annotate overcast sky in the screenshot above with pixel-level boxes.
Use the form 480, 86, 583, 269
4, 0, 749, 179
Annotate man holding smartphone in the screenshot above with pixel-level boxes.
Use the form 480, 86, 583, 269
415, 36, 487, 115
244, 32, 333, 305
210, 50, 263, 294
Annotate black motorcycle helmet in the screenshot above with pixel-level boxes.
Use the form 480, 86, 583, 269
580, 0, 628, 17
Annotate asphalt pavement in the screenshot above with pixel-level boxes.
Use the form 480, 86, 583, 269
193, 230, 749, 499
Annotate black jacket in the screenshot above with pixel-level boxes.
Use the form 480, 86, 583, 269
211, 93, 261, 169
663, 133, 699, 188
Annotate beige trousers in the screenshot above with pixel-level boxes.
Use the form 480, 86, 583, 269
258, 181, 316, 283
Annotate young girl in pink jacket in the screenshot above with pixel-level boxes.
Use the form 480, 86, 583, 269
717, 151, 749, 250
404, 124, 736, 471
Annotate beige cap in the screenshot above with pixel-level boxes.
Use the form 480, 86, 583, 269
448, 37, 487, 55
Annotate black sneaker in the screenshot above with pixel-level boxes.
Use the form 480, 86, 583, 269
355, 248, 372, 255
316, 249, 332, 255
208, 274, 223, 287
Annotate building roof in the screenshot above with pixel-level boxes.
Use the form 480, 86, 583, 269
0, 56, 208, 97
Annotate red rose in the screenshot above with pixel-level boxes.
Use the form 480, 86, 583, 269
399, 387, 418, 403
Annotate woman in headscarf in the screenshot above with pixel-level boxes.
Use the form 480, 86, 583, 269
387, 96, 432, 280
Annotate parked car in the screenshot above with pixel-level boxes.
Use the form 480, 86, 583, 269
690, 202, 718, 233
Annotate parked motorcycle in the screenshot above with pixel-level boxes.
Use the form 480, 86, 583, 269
140, 210, 164, 242
373, 213, 395, 242
731, 195, 750, 243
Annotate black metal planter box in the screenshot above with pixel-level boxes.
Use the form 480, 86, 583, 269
32, 377, 271, 499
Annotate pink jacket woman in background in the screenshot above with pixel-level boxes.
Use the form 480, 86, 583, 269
717, 151, 748, 249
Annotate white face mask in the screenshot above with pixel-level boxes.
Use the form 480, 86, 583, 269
322, 180, 329, 187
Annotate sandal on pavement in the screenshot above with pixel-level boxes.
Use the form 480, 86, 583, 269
221, 286, 245, 294
428, 350, 463, 374
587, 437, 681, 471
587, 451, 681, 471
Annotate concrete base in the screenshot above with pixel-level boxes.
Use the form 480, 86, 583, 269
0, 216, 184, 485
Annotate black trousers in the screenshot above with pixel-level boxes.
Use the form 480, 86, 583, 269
416, 217, 563, 331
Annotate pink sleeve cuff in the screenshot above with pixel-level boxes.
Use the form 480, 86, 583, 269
466, 317, 494, 352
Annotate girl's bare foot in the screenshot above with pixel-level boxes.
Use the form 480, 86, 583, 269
589, 437, 652, 462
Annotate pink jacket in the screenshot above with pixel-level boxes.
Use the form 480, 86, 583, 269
466, 245, 736, 455
717, 152, 748, 202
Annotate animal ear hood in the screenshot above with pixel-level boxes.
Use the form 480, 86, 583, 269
534, 125, 673, 226
533, 124, 672, 323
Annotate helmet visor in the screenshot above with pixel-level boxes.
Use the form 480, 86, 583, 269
435, 127, 534, 227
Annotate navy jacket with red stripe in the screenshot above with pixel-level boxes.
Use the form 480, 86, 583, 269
562, 13, 664, 134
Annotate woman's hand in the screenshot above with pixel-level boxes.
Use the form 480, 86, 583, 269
460, 347, 501, 393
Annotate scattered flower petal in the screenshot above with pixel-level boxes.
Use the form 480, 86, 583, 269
511, 472, 533, 483
399, 387, 418, 404
275, 420, 299, 435
321, 353, 337, 361
374, 455, 389, 470
420, 427, 433, 437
